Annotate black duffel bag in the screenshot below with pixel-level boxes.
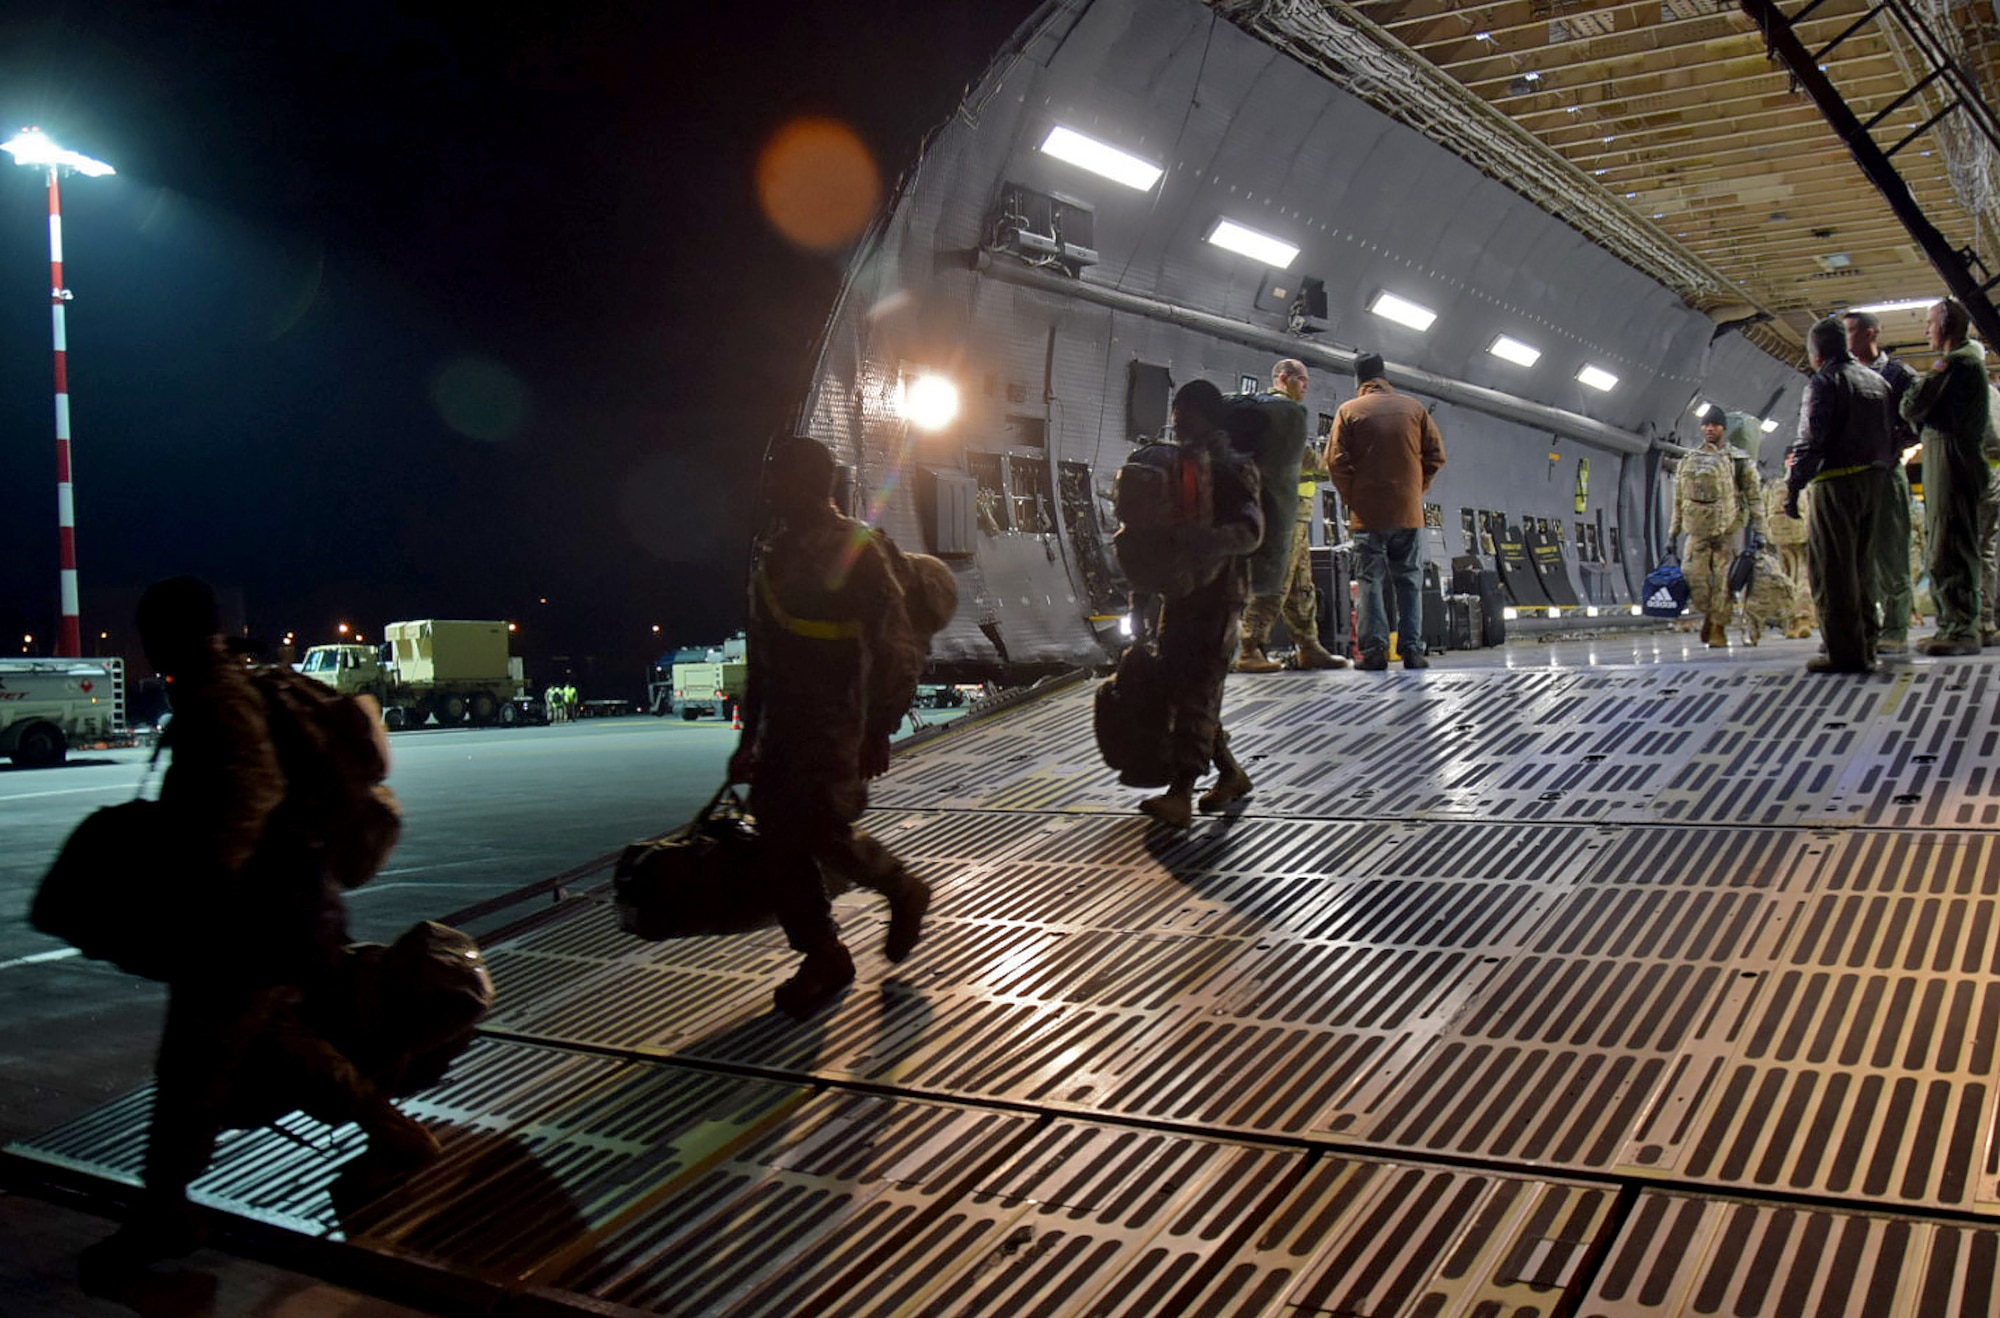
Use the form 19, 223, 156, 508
32, 799, 201, 981
1094, 643, 1176, 788
613, 786, 780, 939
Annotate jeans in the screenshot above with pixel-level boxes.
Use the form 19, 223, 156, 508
1355, 527, 1424, 658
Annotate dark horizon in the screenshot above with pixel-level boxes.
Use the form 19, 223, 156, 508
0, 1, 1037, 693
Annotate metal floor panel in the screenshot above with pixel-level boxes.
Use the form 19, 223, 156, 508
20, 660, 2000, 1314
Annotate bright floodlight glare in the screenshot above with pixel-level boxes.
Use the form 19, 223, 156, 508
1689, 399, 1710, 416
1488, 334, 1541, 366
1206, 219, 1299, 269
1846, 297, 1936, 314
899, 373, 960, 431
1039, 126, 1163, 192
1367, 291, 1438, 332
1760, 418, 1780, 432
1576, 364, 1619, 392
1, 128, 114, 176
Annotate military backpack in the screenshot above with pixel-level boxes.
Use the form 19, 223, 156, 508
251, 664, 403, 890
1113, 441, 1222, 597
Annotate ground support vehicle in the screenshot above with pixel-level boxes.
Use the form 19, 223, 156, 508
649, 635, 748, 721
0, 658, 125, 767
298, 620, 525, 729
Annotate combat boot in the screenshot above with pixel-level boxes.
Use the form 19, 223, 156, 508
357, 1095, 443, 1168
883, 874, 932, 963
1233, 641, 1282, 673
1199, 742, 1253, 813
774, 941, 856, 1020
1294, 637, 1349, 669
1141, 774, 1197, 829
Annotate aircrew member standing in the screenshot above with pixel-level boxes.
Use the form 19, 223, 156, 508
1901, 297, 1992, 655
1231, 359, 1315, 672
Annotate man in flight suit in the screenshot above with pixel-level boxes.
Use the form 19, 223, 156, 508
1785, 318, 1899, 673
1902, 297, 1991, 655
1844, 310, 1919, 653
729, 438, 935, 1020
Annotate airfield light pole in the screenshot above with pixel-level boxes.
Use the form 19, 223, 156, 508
3, 128, 115, 659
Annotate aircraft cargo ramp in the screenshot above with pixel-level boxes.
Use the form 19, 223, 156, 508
12, 651, 2000, 1317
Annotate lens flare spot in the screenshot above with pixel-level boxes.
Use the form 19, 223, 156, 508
898, 373, 959, 431
756, 118, 880, 252
429, 356, 529, 443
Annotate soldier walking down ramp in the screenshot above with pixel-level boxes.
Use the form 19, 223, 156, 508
88, 578, 437, 1275
728, 437, 938, 1020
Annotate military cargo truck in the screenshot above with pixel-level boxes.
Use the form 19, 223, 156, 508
0, 658, 125, 767
299, 619, 526, 729
648, 634, 747, 721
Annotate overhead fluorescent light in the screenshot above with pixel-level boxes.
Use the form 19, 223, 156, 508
1576, 364, 1619, 392
1367, 290, 1437, 332
1760, 418, 1780, 432
1846, 297, 1936, 314
1488, 335, 1541, 367
1206, 218, 1298, 268
1038, 125, 1163, 192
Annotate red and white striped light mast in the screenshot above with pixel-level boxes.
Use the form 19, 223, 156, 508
3, 128, 114, 659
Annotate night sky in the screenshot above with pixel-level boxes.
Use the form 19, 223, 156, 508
0, 1, 1036, 690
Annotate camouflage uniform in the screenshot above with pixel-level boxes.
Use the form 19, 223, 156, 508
741, 513, 928, 962
1157, 442, 1264, 778
1762, 477, 1815, 637
146, 644, 389, 1212
1735, 546, 1800, 646
1230, 391, 1309, 668
1242, 443, 1334, 659
1670, 439, 1761, 644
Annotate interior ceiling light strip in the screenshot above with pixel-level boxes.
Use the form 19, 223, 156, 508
1367, 290, 1439, 331
1488, 335, 1542, 366
1039, 125, 1164, 191
1206, 217, 1300, 267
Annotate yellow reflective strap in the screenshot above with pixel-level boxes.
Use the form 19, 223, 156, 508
756, 567, 863, 641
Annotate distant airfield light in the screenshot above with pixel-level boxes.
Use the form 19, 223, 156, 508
1576, 364, 1619, 392
1367, 291, 1438, 332
337, 622, 351, 636
508, 622, 519, 633
1760, 418, 1781, 433
0, 128, 114, 177
898, 373, 960, 431
1847, 297, 1936, 314
756, 117, 880, 252
1039, 126, 1163, 192
1487, 335, 1541, 367
1205, 219, 1299, 269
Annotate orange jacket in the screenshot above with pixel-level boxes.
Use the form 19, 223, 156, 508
1326, 379, 1447, 532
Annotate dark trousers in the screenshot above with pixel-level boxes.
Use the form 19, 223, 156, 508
146, 978, 375, 1201
755, 790, 915, 955
1808, 467, 1896, 669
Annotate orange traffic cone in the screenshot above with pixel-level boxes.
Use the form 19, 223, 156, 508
731, 704, 742, 731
